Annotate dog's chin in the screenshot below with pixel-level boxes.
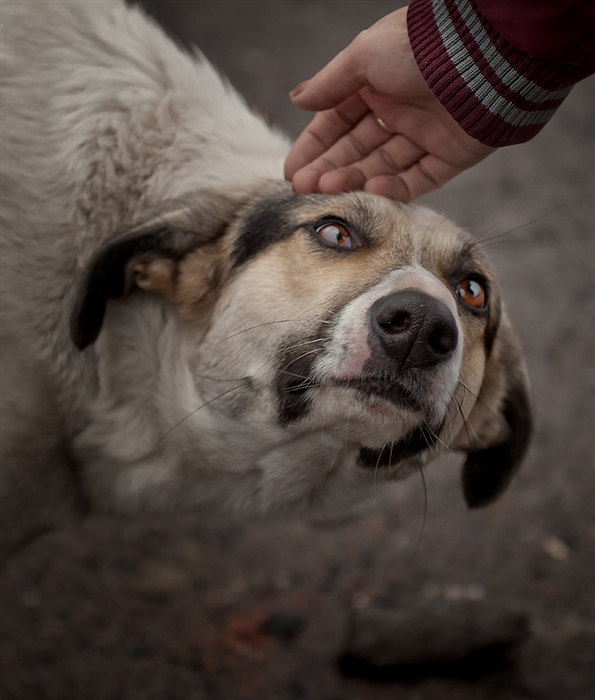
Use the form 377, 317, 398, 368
318, 372, 451, 465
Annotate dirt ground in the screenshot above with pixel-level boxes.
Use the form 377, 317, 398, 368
1, 2, 594, 699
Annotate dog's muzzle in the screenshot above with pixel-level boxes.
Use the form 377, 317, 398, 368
369, 289, 458, 370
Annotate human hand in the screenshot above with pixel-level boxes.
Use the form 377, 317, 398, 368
285, 8, 495, 202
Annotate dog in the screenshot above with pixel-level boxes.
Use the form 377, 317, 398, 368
0, 0, 531, 559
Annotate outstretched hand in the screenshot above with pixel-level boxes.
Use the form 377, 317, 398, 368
285, 8, 495, 202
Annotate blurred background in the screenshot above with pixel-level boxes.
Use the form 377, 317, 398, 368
1, 2, 594, 698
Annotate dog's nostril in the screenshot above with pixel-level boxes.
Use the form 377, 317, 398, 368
379, 310, 411, 334
428, 323, 458, 356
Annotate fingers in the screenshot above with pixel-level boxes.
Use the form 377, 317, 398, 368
285, 93, 369, 180
365, 154, 466, 202
291, 111, 395, 193
289, 40, 367, 112
317, 134, 426, 194
292, 129, 427, 196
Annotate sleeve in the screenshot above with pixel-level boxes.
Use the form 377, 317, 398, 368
407, 0, 595, 147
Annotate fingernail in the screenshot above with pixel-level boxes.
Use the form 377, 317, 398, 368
289, 81, 306, 99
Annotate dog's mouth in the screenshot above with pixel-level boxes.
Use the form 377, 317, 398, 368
329, 374, 425, 413
276, 327, 449, 425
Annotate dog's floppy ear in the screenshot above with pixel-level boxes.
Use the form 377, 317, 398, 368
457, 315, 533, 508
71, 192, 245, 350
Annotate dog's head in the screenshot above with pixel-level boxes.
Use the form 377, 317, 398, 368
71, 182, 531, 513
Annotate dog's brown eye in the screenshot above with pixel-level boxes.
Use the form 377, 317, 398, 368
316, 223, 353, 248
456, 279, 486, 309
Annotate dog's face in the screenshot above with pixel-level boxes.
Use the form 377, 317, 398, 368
72, 182, 531, 514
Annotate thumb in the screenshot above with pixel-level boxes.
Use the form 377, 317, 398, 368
290, 42, 368, 111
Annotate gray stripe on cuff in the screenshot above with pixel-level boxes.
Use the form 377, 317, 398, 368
432, 0, 567, 126
452, 0, 571, 103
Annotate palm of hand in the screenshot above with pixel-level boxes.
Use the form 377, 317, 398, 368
285, 9, 494, 202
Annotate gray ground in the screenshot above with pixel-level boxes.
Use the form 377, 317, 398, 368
1, 2, 594, 699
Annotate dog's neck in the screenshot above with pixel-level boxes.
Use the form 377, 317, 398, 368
72, 295, 201, 506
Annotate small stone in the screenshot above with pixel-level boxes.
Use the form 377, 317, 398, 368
129, 560, 193, 597
542, 534, 571, 562
443, 583, 486, 601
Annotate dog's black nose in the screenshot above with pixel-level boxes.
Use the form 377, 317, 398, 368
369, 289, 458, 369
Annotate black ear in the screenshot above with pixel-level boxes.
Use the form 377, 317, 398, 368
462, 375, 532, 508
70, 226, 200, 350
70, 192, 246, 350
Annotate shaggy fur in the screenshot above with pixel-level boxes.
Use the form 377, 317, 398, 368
0, 0, 531, 559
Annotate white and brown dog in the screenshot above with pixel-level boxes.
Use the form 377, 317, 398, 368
0, 0, 531, 558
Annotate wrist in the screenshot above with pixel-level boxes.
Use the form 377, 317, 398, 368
407, 0, 590, 146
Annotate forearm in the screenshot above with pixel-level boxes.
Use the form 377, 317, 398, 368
407, 0, 595, 146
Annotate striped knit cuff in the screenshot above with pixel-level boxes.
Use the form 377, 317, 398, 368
407, 0, 591, 147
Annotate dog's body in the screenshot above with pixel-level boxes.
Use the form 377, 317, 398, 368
0, 0, 531, 558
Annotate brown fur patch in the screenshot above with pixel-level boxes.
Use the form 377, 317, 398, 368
174, 242, 230, 321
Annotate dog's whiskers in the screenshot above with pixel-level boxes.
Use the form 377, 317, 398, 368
189, 371, 247, 383
373, 440, 389, 491
284, 347, 325, 368
416, 422, 452, 457
344, 409, 352, 453
281, 348, 320, 374
283, 338, 328, 354
222, 317, 335, 341
328, 406, 353, 475
425, 424, 454, 455
458, 379, 506, 428
222, 319, 299, 340
278, 370, 322, 392
452, 395, 474, 447
189, 337, 327, 384
470, 206, 565, 252
152, 382, 247, 451
279, 370, 313, 381
404, 466, 428, 574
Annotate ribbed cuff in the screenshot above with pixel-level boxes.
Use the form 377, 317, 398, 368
407, 0, 591, 147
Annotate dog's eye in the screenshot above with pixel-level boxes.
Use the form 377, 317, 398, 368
456, 279, 486, 310
316, 222, 353, 248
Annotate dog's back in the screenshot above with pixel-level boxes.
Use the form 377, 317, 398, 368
1, 0, 289, 405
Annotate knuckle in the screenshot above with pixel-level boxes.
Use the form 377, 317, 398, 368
399, 179, 413, 203
378, 147, 399, 172
416, 160, 440, 188
335, 107, 358, 128
305, 128, 329, 151
348, 132, 367, 157
343, 165, 366, 189
319, 155, 340, 172
353, 29, 370, 47
350, 30, 372, 65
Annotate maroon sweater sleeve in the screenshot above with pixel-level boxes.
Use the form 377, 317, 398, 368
407, 0, 595, 147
